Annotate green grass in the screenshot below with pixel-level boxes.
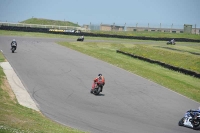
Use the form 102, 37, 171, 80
90, 30, 200, 40
58, 41, 200, 102
119, 45, 200, 73
0, 52, 86, 133
21, 18, 80, 27
0, 53, 5, 62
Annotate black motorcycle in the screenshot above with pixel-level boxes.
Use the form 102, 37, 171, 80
77, 37, 84, 41
179, 110, 200, 130
167, 40, 175, 45
11, 46, 16, 53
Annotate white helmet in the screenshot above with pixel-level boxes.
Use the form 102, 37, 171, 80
13, 39, 15, 41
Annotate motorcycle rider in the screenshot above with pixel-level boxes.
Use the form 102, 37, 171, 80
188, 107, 200, 121
171, 39, 175, 44
81, 35, 84, 41
11, 39, 17, 50
90, 74, 105, 93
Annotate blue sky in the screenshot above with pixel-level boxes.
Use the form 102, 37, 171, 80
0, 0, 200, 28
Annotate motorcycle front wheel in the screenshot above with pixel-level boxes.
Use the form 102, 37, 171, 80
178, 117, 184, 126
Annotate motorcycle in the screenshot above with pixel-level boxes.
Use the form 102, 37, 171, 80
11, 46, 16, 53
178, 110, 200, 130
166, 40, 175, 45
77, 37, 84, 41
90, 83, 104, 95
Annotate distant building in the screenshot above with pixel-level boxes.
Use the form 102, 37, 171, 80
192, 28, 200, 34
82, 24, 90, 31
83, 23, 200, 34
100, 24, 125, 31
126, 26, 184, 33
184, 24, 192, 33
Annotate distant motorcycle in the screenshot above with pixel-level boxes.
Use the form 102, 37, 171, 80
77, 36, 84, 41
167, 40, 175, 45
11, 40, 17, 53
11, 46, 16, 53
178, 110, 200, 130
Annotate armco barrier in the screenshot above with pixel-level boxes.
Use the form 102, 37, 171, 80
1, 25, 200, 42
116, 50, 200, 79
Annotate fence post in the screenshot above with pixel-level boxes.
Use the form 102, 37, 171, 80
124, 23, 126, 31
136, 23, 138, 32
160, 23, 161, 32
171, 23, 173, 33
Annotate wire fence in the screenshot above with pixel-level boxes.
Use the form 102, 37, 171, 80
86, 22, 199, 31
83, 22, 200, 34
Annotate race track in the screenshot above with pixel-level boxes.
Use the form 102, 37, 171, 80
0, 36, 199, 133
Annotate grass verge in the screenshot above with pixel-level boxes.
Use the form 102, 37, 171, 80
21, 18, 80, 27
0, 52, 86, 133
119, 45, 200, 73
90, 31, 200, 40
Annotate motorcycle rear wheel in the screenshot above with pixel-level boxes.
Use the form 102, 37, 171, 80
193, 121, 200, 130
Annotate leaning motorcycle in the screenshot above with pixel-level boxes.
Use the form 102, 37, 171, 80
77, 37, 84, 41
166, 41, 175, 45
91, 83, 103, 95
178, 110, 200, 130
11, 46, 16, 53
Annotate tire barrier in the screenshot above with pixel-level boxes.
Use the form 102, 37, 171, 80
116, 50, 200, 79
0, 25, 200, 42
0, 25, 49, 33
80, 32, 200, 42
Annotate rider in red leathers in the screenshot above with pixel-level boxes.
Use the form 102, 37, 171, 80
90, 74, 105, 93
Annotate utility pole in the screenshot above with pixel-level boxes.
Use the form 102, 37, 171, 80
124, 23, 126, 31
160, 23, 161, 32
136, 23, 138, 32
171, 23, 173, 33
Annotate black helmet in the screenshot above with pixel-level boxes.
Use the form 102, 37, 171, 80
98, 74, 102, 76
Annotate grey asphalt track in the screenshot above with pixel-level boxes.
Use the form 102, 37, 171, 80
0, 35, 199, 133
